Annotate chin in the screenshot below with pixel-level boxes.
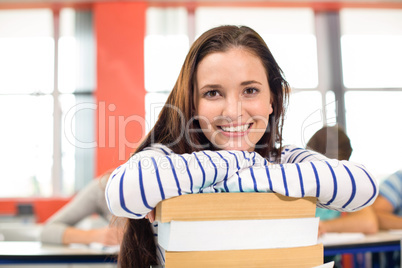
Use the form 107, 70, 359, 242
219, 144, 254, 152
211, 137, 257, 151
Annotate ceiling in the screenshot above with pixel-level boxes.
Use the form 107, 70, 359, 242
0, 0, 401, 3
0, 0, 401, 10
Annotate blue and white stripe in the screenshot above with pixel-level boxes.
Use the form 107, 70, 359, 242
106, 144, 378, 218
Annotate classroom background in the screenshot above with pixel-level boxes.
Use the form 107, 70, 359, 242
0, 0, 401, 267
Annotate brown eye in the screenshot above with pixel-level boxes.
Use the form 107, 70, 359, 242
204, 90, 219, 98
244, 87, 259, 95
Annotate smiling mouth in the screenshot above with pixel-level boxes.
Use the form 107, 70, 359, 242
219, 123, 252, 133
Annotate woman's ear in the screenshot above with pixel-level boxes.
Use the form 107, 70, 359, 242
268, 96, 274, 115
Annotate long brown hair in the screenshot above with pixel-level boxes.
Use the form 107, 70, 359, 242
118, 25, 290, 267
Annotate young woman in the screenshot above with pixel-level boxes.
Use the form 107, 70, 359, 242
105, 25, 378, 267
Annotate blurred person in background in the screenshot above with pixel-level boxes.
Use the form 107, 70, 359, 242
40, 171, 123, 246
373, 169, 402, 229
308, 125, 378, 267
307, 125, 378, 236
372, 170, 402, 266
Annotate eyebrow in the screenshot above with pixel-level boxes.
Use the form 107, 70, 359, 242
241, 80, 262, 86
199, 84, 222, 91
199, 80, 262, 91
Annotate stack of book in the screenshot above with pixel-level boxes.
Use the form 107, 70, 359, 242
155, 193, 324, 268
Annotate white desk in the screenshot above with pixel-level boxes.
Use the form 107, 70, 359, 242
322, 231, 402, 256
322, 231, 402, 268
0, 241, 118, 265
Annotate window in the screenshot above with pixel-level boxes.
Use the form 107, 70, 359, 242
282, 91, 323, 147
345, 91, 402, 179
340, 9, 402, 88
0, 95, 54, 196
341, 8, 402, 180
0, 9, 95, 197
144, 7, 189, 132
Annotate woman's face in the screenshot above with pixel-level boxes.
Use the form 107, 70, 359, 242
194, 47, 273, 152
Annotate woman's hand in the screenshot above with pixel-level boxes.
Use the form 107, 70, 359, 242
63, 226, 123, 245
145, 209, 155, 223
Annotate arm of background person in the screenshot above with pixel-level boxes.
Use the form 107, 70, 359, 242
372, 195, 402, 230
318, 206, 379, 236
61, 225, 123, 245
40, 178, 118, 245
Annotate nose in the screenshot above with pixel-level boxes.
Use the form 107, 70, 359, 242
221, 94, 242, 122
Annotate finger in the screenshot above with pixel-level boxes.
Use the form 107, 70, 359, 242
148, 209, 155, 223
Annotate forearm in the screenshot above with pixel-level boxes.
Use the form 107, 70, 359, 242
62, 227, 99, 245
105, 145, 378, 218
321, 215, 378, 234
105, 148, 254, 218
40, 223, 68, 244
376, 211, 402, 230
372, 195, 402, 230
279, 146, 378, 211
217, 158, 378, 212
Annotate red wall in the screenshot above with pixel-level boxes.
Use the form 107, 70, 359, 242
0, 198, 70, 223
94, 2, 147, 177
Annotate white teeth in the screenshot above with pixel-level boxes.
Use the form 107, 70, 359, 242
221, 124, 250, 132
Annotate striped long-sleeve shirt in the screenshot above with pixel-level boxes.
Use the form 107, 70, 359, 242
105, 144, 378, 218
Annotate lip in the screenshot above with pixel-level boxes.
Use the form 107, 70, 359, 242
217, 123, 253, 137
